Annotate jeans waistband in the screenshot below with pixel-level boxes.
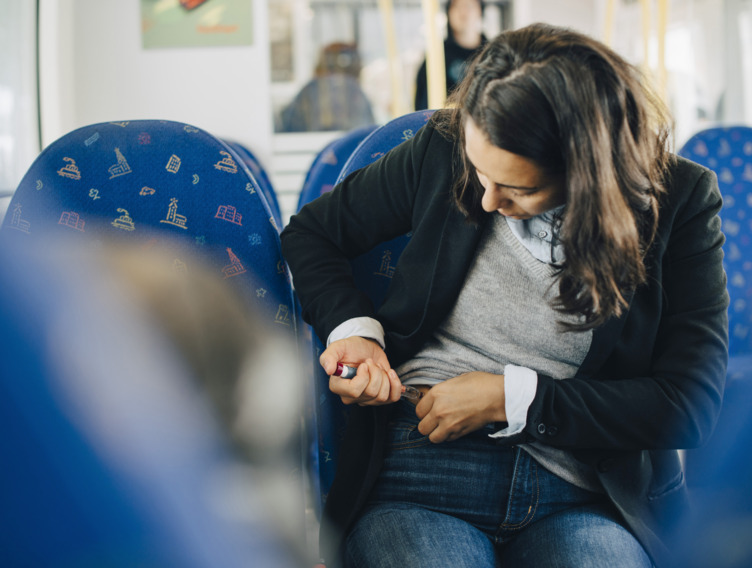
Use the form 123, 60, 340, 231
389, 398, 499, 438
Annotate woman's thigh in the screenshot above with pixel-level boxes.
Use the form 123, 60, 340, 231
367, 400, 516, 533
498, 502, 652, 568
344, 502, 497, 568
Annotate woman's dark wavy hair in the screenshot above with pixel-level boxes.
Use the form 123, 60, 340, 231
433, 23, 672, 331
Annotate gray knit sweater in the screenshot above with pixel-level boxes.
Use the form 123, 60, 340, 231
396, 214, 601, 492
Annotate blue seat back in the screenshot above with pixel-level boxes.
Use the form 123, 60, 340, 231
678, 127, 752, 498
337, 111, 435, 307
223, 140, 282, 230
296, 124, 378, 211
311, 111, 435, 510
679, 126, 752, 359
1, 120, 296, 331
294, 124, 376, 519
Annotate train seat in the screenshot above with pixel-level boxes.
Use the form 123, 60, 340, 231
294, 123, 378, 522
303, 111, 435, 519
296, 124, 377, 211
223, 139, 283, 230
0, 120, 296, 331
679, 126, 752, 367
674, 127, 752, 564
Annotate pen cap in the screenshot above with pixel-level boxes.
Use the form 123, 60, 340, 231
334, 363, 357, 379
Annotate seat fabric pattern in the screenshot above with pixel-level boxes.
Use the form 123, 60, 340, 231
223, 140, 283, 230
678, 127, 752, 363
1, 120, 295, 331
295, 123, 377, 520
297, 124, 377, 211
679, 126, 752, 489
310, 111, 435, 511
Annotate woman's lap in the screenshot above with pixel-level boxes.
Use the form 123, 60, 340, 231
345, 503, 497, 568
345, 502, 651, 568
343, 401, 651, 567
498, 502, 652, 568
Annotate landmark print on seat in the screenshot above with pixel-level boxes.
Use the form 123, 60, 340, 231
1, 119, 297, 331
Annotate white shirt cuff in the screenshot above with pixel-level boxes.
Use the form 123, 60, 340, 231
327, 317, 386, 349
488, 364, 538, 438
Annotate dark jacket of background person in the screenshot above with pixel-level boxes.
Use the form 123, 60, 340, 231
280, 43, 375, 132
414, 35, 486, 110
414, 0, 487, 110
280, 118, 729, 567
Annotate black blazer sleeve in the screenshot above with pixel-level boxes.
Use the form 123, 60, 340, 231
281, 123, 444, 344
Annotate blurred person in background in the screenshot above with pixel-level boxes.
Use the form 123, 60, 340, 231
280, 42, 375, 132
0, 237, 306, 567
414, 0, 487, 110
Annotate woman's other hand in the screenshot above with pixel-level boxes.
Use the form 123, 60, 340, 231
320, 337, 402, 405
416, 372, 506, 443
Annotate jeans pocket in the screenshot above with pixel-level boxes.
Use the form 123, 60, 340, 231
386, 419, 430, 451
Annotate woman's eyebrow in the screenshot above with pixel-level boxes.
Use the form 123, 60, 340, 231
497, 182, 541, 190
476, 168, 540, 190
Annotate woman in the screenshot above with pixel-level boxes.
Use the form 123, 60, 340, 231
414, 0, 486, 110
281, 24, 728, 568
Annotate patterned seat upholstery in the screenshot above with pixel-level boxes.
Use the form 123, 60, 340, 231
296, 124, 377, 211
1, 120, 296, 332
678, 127, 752, 489
678, 127, 752, 372
295, 124, 377, 520
336, 111, 435, 307
672, 127, 752, 565
308, 111, 435, 513
223, 140, 282, 230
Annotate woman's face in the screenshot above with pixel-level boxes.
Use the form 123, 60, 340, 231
464, 117, 566, 220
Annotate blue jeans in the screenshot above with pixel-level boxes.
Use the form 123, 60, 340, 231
344, 400, 651, 567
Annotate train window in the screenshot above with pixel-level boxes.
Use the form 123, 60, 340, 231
269, 0, 509, 133
0, 0, 39, 223
267, 0, 508, 215
605, 0, 752, 146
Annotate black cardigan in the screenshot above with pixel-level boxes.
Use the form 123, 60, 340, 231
280, 121, 729, 567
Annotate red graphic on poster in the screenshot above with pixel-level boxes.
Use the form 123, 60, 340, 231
179, 0, 209, 10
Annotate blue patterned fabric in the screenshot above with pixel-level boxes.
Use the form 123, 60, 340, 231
678, 127, 752, 362
337, 110, 435, 307
223, 140, 282, 230
297, 124, 377, 211
679, 127, 752, 499
295, 124, 376, 520
1, 120, 295, 332
309, 111, 435, 512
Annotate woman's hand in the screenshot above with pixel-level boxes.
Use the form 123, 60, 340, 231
415, 372, 507, 443
320, 337, 402, 406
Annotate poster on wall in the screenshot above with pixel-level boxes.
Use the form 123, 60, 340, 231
141, 0, 253, 48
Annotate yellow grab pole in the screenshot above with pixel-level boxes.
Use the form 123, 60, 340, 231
378, 0, 408, 118
656, 0, 669, 102
422, 0, 446, 109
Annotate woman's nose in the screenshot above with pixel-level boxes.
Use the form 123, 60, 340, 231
481, 185, 512, 212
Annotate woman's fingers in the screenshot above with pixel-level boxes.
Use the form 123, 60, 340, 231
320, 336, 393, 378
415, 372, 507, 443
330, 359, 400, 406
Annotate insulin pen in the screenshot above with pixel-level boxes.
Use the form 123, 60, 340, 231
333, 363, 424, 403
